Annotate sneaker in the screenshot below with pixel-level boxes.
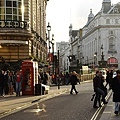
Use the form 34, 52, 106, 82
114, 111, 118, 115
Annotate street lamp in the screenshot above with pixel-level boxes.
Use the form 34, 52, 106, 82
51, 34, 55, 77
47, 22, 51, 74
57, 47, 60, 89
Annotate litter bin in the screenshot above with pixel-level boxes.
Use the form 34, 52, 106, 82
35, 84, 45, 95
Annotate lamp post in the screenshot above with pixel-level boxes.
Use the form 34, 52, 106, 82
51, 34, 55, 77
47, 22, 51, 74
57, 48, 60, 89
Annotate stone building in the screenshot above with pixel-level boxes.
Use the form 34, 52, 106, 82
82, 0, 120, 68
0, 0, 48, 70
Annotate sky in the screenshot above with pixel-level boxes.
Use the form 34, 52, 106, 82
46, 0, 118, 43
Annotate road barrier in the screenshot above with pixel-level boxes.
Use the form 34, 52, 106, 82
80, 73, 95, 82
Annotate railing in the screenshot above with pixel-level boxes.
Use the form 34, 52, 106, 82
0, 20, 28, 29
80, 73, 95, 82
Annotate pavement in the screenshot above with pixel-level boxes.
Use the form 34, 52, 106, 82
0, 83, 120, 120
0, 85, 70, 119
100, 91, 120, 120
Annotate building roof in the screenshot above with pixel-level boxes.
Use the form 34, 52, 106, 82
103, 0, 111, 2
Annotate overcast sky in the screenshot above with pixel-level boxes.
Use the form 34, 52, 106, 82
46, 0, 118, 43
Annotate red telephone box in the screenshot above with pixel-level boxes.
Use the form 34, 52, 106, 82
22, 60, 38, 95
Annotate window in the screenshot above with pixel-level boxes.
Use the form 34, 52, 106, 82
0, 15, 5, 20
106, 19, 110, 24
0, 1, 4, 7
18, 2, 21, 8
13, 15, 17, 20
109, 37, 115, 50
19, 16, 22, 21
115, 19, 119, 24
6, 1, 12, 7
13, 8, 17, 14
18, 8, 22, 15
13, 1, 17, 7
6, 15, 12, 20
6, 8, 12, 14
0, 8, 5, 14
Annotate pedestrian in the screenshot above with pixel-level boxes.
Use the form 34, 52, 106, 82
4, 70, 9, 95
0, 70, 5, 97
64, 72, 70, 85
8, 71, 14, 95
15, 69, 23, 96
109, 70, 113, 89
42, 72, 48, 85
93, 70, 108, 108
68, 71, 79, 95
105, 70, 110, 87
111, 70, 120, 115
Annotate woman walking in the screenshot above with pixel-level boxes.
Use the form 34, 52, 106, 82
69, 71, 80, 95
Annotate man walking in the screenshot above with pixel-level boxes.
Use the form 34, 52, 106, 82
111, 70, 120, 115
93, 70, 108, 108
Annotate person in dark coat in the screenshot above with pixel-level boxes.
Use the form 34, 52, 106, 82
64, 72, 70, 85
43, 72, 48, 85
0, 70, 5, 97
109, 70, 113, 89
68, 71, 79, 95
106, 70, 110, 87
93, 71, 108, 108
111, 70, 120, 115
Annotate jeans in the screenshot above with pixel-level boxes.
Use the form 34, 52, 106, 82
16, 82, 21, 96
115, 102, 120, 112
93, 87, 106, 107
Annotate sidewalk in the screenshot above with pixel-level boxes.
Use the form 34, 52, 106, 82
0, 85, 70, 119
100, 91, 120, 120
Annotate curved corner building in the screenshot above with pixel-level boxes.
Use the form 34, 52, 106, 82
0, 0, 48, 70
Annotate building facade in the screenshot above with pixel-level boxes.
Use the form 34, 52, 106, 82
0, 0, 48, 70
82, 0, 120, 68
